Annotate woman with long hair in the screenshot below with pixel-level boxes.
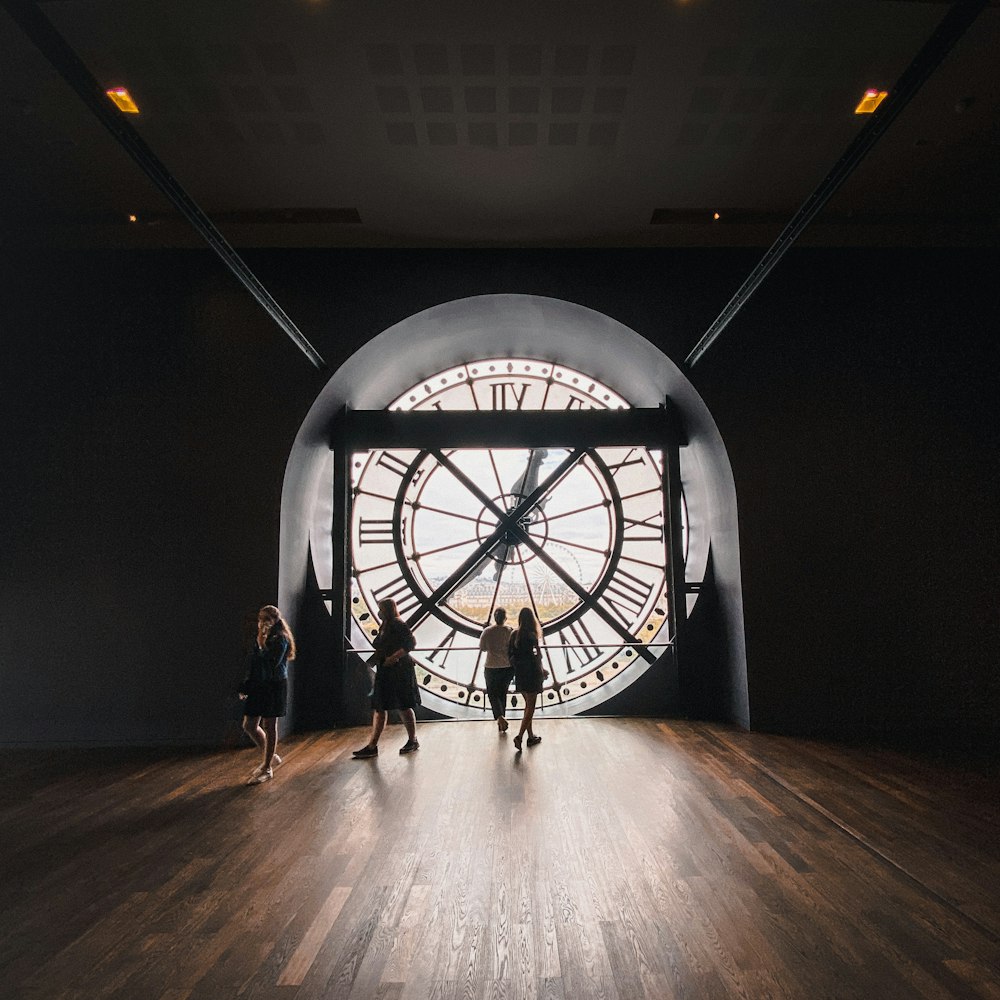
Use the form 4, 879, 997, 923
352, 598, 420, 758
239, 604, 295, 785
507, 607, 546, 750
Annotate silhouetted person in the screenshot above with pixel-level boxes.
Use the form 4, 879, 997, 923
508, 607, 546, 750
239, 604, 295, 784
480, 607, 514, 732
353, 598, 420, 758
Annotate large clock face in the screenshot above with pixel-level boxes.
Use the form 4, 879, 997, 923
348, 359, 674, 718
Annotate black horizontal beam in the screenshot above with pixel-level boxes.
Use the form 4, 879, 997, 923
4, 0, 328, 373
684, 0, 989, 368
338, 406, 675, 450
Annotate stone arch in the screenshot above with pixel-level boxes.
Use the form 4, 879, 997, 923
279, 294, 749, 727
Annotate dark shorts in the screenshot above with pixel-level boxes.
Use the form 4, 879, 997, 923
243, 678, 287, 719
513, 661, 545, 694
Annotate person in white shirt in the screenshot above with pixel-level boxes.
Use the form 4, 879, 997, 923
479, 607, 514, 733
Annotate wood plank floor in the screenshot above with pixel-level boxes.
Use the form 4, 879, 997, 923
3, 719, 998, 1000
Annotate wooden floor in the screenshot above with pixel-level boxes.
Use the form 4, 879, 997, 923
3, 719, 999, 1000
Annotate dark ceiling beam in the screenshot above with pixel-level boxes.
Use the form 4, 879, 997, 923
2, 0, 328, 373
684, 0, 989, 369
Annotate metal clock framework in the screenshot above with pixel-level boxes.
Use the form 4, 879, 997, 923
326, 358, 688, 719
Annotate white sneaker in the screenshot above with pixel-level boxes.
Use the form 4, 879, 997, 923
249, 754, 281, 779
247, 768, 272, 785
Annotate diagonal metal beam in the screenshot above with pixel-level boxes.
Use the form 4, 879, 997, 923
427, 448, 659, 663
684, 0, 989, 369
3, 0, 328, 372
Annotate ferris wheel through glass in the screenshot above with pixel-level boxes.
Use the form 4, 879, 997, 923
348, 359, 677, 717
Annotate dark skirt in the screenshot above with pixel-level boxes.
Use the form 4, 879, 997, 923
512, 657, 545, 694
372, 658, 422, 712
243, 678, 287, 718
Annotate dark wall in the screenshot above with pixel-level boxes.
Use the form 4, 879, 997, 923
0, 251, 323, 744
693, 249, 1000, 753
1, 247, 997, 752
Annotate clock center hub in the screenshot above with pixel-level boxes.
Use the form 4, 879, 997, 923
475, 492, 550, 565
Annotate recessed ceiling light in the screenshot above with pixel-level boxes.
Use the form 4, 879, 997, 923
128, 213, 138, 223
854, 89, 887, 115
713, 211, 721, 221
106, 87, 140, 114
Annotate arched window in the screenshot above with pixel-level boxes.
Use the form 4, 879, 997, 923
281, 295, 748, 728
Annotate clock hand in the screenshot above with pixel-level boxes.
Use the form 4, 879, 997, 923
436, 451, 533, 589
452, 449, 553, 585
428, 447, 658, 664
493, 448, 550, 579
510, 448, 549, 503
409, 448, 584, 632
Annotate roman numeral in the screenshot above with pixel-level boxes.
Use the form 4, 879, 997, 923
376, 451, 410, 478
491, 382, 531, 410
358, 517, 406, 546
373, 450, 424, 488
371, 576, 422, 619
557, 618, 602, 674
623, 512, 663, 543
426, 629, 459, 666
564, 395, 585, 410
600, 568, 656, 625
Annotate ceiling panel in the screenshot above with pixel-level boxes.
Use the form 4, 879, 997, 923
1, 0, 996, 248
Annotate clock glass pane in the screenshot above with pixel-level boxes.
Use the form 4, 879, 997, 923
348, 359, 675, 718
